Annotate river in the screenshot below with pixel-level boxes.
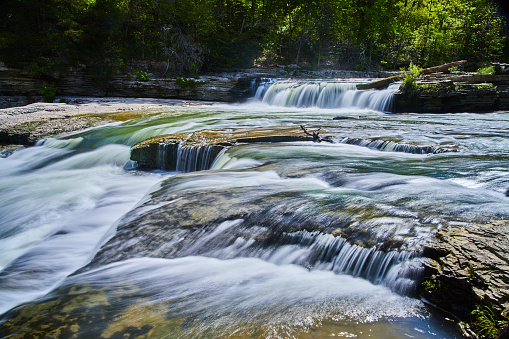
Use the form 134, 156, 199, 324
0, 81, 508, 338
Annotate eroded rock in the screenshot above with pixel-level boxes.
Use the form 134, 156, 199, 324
421, 220, 509, 321
130, 126, 313, 170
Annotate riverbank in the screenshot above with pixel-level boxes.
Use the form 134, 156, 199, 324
0, 97, 211, 146
0, 63, 393, 109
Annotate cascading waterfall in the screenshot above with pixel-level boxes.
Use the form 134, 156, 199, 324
181, 219, 422, 295
259, 80, 398, 112
339, 137, 444, 154
263, 230, 422, 295
175, 144, 217, 172
252, 78, 277, 100
2, 96, 504, 338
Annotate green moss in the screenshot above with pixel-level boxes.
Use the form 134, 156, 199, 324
422, 278, 443, 293
474, 83, 495, 89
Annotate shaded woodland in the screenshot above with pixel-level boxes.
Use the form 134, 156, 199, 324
0, 0, 507, 77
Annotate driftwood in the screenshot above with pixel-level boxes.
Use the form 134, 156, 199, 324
300, 125, 333, 143
356, 60, 467, 90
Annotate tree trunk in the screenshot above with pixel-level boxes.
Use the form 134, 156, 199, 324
356, 60, 467, 90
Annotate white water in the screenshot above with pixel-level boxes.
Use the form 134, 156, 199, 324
56, 256, 427, 338
0, 144, 164, 315
261, 81, 397, 112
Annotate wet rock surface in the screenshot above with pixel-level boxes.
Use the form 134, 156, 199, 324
422, 220, 509, 321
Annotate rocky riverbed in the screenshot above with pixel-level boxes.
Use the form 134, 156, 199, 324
1, 80, 508, 336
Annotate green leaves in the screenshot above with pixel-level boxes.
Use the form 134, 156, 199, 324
0, 0, 505, 74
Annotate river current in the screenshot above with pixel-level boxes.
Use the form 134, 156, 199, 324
0, 82, 508, 338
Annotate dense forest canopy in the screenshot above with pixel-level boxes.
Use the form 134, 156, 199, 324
0, 0, 507, 76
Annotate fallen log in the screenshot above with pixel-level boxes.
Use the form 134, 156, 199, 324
356, 60, 467, 90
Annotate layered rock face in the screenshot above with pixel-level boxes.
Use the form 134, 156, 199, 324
0, 65, 255, 108
422, 220, 509, 319
392, 73, 509, 113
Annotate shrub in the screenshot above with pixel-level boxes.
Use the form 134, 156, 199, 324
477, 66, 494, 74
39, 82, 57, 103
27, 57, 56, 77
401, 62, 421, 91
133, 70, 149, 81
176, 77, 204, 88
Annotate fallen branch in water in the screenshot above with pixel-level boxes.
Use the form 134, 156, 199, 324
300, 125, 333, 143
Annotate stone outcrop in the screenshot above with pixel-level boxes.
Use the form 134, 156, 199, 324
392, 73, 509, 113
130, 126, 313, 170
0, 65, 256, 108
421, 220, 509, 323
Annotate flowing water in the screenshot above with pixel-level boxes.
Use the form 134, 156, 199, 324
0, 80, 508, 338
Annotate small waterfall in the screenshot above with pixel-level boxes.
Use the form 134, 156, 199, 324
252, 78, 278, 100
157, 143, 169, 170
175, 144, 217, 172
271, 231, 421, 294
187, 221, 422, 295
261, 81, 397, 112
153, 143, 222, 172
339, 137, 444, 154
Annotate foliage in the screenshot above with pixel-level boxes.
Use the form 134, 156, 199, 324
39, 82, 57, 103
422, 278, 443, 293
133, 70, 149, 81
401, 62, 422, 91
477, 66, 495, 74
471, 304, 508, 338
176, 77, 204, 88
0, 0, 507, 74
27, 57, 57, 77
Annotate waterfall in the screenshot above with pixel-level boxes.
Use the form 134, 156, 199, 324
152, 143, 221, 172
252, 78, 278, 100
263, 230, 422, 295
185, 220, 422, 295
260, 81, 397, 112
175, 144, 217, 172
339, 137, 443, 154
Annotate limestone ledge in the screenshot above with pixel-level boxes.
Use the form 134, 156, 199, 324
130, 126, 312, 170
393, 73, 509, 113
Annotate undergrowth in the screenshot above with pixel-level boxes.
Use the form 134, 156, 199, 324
471, 304, 508, 338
